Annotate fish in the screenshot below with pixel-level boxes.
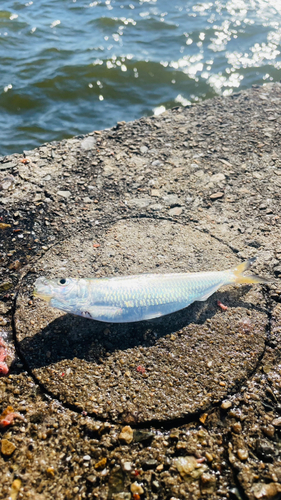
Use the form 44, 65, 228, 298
33, 258, 269, 323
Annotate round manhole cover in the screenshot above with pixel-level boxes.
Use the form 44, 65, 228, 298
15, 219, 268, 423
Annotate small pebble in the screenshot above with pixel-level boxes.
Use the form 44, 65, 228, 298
200, 472, 217, 494
152, 480, 160, 492
168, 207, 182, 216
256, 439, 275, 459
232, 422, 242, 434
9, 260, 21, 270
210, 192, 224, 200
122, 461, 132, 472
156, 464, 164, 471
174, 456, 208, 481
237, 448, 248, 461
162, 194, 180, 206
10, 479, 21, 500
119, 425, 134, 444
1, 438, 16, 457
142, 459, 158, 470
81, 136, 96, 150
253, 482, 281, 499
221, 400, 232, 410
86, 475, 97, 485
131, 482, 144, 495
0, 302, 9, 314
0, 316, 7, 326
176, 441, 188, 450
46, 467, 55, 478
205, 452, 213, 462
0, 175, 15, 190
272, 417, 281, 427
0, 282, 13, 293
94, 457, 107, 470
199, 413, 208, 424
151, 189, 160, 197
57, 190, 71, 199
261, 425, 275, 438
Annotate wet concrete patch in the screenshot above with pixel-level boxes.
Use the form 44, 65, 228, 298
15, 219, 268, 423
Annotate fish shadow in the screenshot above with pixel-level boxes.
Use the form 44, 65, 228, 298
16, 285, 266, 371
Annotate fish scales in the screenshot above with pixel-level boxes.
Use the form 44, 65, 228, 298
33, 258, 269, 323
87, 274, 214, 309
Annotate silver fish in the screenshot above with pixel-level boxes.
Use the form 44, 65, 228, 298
33, 258, 268, 323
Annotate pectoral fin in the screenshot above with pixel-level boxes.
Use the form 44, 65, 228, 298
80, 305, 123, 321
142, 310, 163, 320
197, 284, 221, 302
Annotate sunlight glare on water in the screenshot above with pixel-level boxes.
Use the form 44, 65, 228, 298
0, 0, 281, 154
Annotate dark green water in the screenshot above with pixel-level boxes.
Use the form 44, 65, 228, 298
1, 0, 281, 155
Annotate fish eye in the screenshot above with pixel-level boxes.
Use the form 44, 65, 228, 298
59, 278, 67, 285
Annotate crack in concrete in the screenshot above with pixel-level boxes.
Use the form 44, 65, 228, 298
224, 429, 248, 500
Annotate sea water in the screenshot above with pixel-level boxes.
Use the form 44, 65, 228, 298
1, 0, 281, 155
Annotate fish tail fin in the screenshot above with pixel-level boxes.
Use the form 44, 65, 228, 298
232, 257, 270, 285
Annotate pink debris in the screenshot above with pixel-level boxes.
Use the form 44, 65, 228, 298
0, 362, 9, 376
217, 300, 228, 311
0, 338, 9, 376
0, 406, 24, 429
136, 365, 146, 374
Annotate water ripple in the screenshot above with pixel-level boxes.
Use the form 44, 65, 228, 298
1, 0, 281, 154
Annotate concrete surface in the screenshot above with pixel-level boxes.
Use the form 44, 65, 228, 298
1, 83, 281, 500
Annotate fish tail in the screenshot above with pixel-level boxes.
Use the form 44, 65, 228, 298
232, 257, 270, 284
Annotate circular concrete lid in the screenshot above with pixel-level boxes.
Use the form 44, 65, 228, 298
15, 219, 268, 423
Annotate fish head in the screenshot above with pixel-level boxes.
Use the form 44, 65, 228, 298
34, 277, 77, 305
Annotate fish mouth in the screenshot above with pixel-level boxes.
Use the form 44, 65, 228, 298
33, 277, 53, 303
33, 290, 52, 302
